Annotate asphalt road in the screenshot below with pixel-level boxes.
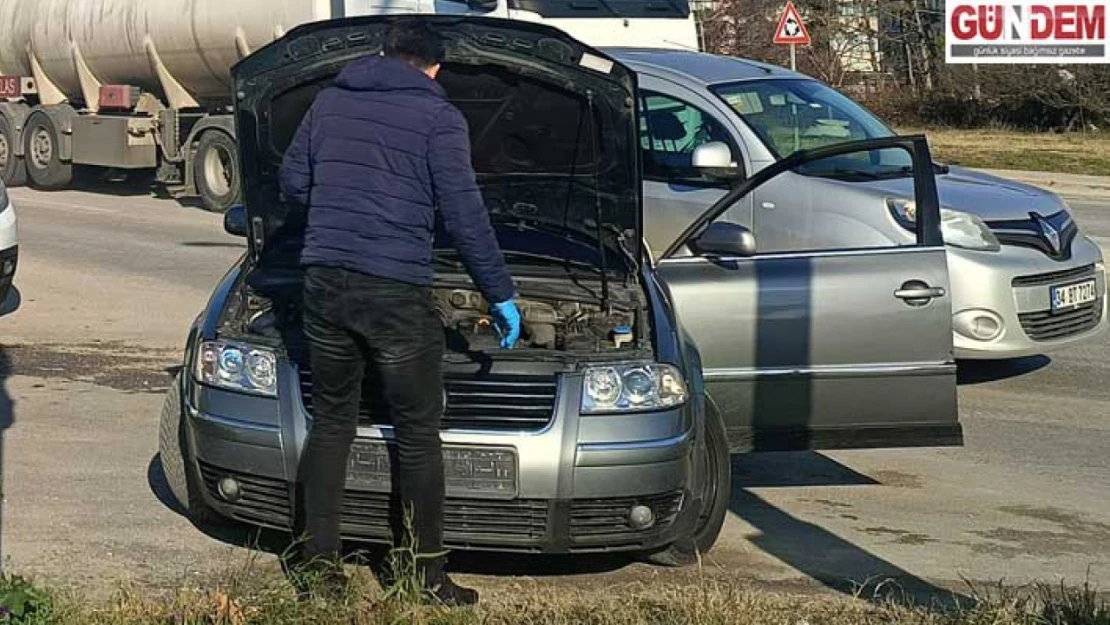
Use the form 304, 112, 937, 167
0, 184, 1106, 599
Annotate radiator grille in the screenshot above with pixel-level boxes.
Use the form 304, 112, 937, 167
989, 211, 1078, 261
299, 371, 557, 432
1018, 301, 1103, 341
340, 490, 549, 544
569, 491, 684, 546
1011, 264, 1096, 288
197, 462, 549, 545
198, 462, 290, 527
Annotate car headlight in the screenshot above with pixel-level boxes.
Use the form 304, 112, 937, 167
196, 340, 278, 396
886, 198, 1000, 252
581, 363, 688, 414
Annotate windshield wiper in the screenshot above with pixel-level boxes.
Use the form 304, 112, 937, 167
803, 167, 884, 181
491, 217, 609, 252
502, 251, 603, 273
894, 164, 950, 177
438, 249, 612, 276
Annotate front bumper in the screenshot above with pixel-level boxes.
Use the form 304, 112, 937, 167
182, 364, 700, 554
949, 237, 1107, 360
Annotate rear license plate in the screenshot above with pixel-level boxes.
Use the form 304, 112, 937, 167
1051, 279, 1098, 312
346, 441, 518, 499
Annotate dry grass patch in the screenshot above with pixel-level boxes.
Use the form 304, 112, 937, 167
4, 561, 1108, 625
897, 128, 1110, 176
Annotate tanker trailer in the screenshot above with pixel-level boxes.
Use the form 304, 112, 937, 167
0, 0, 324, 212
0, 0, 696, 212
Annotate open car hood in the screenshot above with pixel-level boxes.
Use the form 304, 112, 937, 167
231, 16, 640, 272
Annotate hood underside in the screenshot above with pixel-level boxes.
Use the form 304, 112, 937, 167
231, 16, 640, 271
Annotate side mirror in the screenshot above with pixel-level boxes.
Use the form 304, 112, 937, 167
224, 205, 249, 237
689, 222, 756, 258
692, 141, 742, 180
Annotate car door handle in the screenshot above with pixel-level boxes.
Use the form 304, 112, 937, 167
895, 281, 946, 306
895, 287, 946, 299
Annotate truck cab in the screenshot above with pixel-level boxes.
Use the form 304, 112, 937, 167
405, 0, 699, 50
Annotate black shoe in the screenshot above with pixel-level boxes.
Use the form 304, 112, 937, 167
424, 573, 479, 607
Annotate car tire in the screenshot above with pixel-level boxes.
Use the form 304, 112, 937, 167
22, 112, 72, 190
0, 116, 26, 188
645, 402, 731, 567
158, 373, 226, 526
193, 131, 241, 213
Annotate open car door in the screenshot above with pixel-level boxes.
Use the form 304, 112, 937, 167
654, 136, 961, 451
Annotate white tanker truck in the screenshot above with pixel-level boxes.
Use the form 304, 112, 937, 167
0, 0, 698, 212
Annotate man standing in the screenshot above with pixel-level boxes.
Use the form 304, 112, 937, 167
278, 19, 520, 606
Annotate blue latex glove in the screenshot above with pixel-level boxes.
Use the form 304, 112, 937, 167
491, 300, 521, 349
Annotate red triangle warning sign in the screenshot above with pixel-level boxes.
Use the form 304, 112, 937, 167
774, 1, 811, 45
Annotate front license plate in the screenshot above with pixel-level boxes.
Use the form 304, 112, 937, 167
1051, 279, 1098, 312
346, 441, 518, 499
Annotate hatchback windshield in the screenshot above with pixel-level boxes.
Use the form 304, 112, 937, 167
711, 79, 914, 179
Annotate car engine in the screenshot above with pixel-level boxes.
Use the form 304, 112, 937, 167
434, 287, 636, 353
224, 273, 641, 358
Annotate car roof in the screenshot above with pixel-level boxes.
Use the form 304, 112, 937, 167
602, 48, 807, 86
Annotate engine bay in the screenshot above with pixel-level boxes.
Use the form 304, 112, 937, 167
435, 287, 636, 353
225, 270, 643, 358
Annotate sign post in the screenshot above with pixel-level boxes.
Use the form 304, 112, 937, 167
773, 1, 811, 71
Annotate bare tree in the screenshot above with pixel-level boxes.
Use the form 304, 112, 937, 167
697, 0, 1110, 130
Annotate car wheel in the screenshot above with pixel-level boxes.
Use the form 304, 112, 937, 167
0, 116, 26, 187
193, 131, 241, 213
158, 373, 226, 526
646, 402, 731, 567
22, 112, 72, 190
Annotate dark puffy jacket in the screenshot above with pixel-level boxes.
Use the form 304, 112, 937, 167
279, 56, 515, 304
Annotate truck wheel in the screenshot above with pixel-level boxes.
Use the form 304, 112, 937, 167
0, 116, 26, 187
646, 403, 731, 567
23, 112, 72, 190
158, 373, 226, 526
194, 131, 241, 213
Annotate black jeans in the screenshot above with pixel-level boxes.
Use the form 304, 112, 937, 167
296, 266, 446, 576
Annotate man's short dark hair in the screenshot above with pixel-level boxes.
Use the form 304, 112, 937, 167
384, 19, 446, 70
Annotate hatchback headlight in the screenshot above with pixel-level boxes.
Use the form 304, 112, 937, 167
581, 363, 688, 414
196, 340, 278, 396
886, 198, 1001, 252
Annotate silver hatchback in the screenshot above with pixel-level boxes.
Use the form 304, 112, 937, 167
610, 48, 1107, 360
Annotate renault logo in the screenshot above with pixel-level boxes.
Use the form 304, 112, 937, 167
1033, 213, 1062, 256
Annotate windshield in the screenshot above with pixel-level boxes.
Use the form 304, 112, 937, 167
711, 79, 914, 179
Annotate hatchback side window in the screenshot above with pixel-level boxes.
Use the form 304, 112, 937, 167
639, 92, 738, 186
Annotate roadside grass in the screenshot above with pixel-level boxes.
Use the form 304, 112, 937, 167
896, 127, 1110, 177
2, 560, 1108, 625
